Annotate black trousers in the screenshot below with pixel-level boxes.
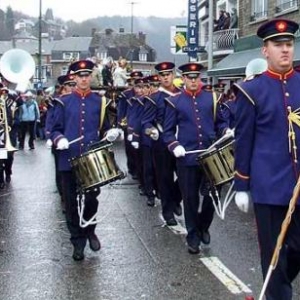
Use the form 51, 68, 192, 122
60, 171, 100, 249
254, 204, 300, 300
123, 128, 137, 176
51, 146, 62, 196
19, 121, 35, 149
153, 147, 182, 221
142, 145, 156, 198
177, 165, 214, 248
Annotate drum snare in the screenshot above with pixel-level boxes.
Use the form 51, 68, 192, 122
198, 138, 234, 186
70, 142, 125, 191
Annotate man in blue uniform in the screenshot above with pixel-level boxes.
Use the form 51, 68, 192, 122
117, 71, 143, 179
50, 59, 121, 261
143, 62, 183, 226
45, 73, 76, 213
234, 18, 300, 300
163, 62, 230, 254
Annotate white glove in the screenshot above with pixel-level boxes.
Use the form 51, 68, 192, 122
56, 138, 69, 150
106, 128, 120, 142
117, 128, 124, 141
225, 128, 235, 138
235, 191, 250, 213
173, 145, 186, 158
127, 134, 133, 142
150, 128, 159, 141
46, 139, 53, 149
131, 141, 139, 149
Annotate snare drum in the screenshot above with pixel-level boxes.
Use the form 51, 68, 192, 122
70, 142, 125, 191
198, 138, 234, 186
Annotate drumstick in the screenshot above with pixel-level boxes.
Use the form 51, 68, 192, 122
207, 133, 232, 151
185, 149, 207, 154
69, 135, 84, 145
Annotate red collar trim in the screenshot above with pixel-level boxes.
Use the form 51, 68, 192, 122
184, 85, 202, 97
74, 87, 92, 97
266, 68, 294, 80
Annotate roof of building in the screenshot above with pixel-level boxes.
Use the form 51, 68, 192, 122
51, 37, 93, 51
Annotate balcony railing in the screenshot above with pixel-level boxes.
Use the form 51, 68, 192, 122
212, 28, 239, 51
275, 0, 299, 13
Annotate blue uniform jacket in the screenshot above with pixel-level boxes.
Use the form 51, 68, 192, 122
50, 89, 110, 171
142, 87, 181, 149
117, 88, 134, 126
234, 69, 300, 205
163, 87, 229, 166
131, 95, 154, 147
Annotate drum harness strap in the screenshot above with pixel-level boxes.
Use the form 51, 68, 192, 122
77, 95, 108, 228
212, 91, 217, 122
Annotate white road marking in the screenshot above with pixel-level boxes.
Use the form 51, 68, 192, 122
200, 256, 253, 295
160, 211, 252, 295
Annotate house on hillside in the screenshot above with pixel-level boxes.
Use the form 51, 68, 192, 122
50, 36, 93, 79
89, 27, 157, 71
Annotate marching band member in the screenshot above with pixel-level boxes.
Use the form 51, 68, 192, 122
131, 76, 157, 207
45, 73, 76, 212
126, 78, 146, 194
142, 62, 182, 226
0, 87, 18, 188
50, 59, 121, 261
234, 19, 300, 299
163, 62, 230, 254
117, 71, 143, 179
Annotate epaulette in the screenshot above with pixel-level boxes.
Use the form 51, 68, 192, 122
244, 73, 262, 82
233, 83, 255, 106
164, 97, 175, 108
61, 92, 72, 96
136, 97, 144, 106
53, 97, 64, 106
144, 96, 156, 106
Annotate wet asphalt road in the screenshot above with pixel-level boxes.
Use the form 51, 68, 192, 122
0, 140, 299, 300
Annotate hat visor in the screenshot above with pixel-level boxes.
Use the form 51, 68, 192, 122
183, 72, 201, 78
264, 33, 295, 42
75, 70, 92, 76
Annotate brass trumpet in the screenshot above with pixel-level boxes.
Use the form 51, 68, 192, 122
0, 95, 18, 152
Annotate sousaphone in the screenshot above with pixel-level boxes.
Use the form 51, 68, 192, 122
0, 48, 36, 91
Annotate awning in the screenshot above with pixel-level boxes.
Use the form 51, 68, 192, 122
207, 40, 300, 78
207, 48, 263, 77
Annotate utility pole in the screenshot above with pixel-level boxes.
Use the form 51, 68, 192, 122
129, 1, 138, 69
38, 0, 42, 88
208, 0, 214, 83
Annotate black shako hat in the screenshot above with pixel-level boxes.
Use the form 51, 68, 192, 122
154, 62, 175, 74
68, 60, 95, 75
57, 73, 75, 85
147, 74, 160, 84
130, 71, 143, 78
178, 62, 204, 77
257, 18, 299, 42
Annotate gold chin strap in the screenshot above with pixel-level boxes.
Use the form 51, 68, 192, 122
287, 106, 300, 163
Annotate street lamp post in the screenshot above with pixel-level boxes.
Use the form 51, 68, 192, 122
129, 1, 138, 69
38, 0, 42, 88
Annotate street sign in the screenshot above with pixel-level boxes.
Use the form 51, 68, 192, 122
182, 46, 206, 53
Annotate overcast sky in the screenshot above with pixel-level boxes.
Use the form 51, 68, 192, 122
0, 0, 188, 22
